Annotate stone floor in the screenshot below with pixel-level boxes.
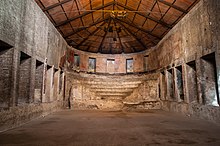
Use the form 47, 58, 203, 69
0, 110, 220, 146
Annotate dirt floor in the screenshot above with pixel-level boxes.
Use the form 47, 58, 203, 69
0, 110, 220, 146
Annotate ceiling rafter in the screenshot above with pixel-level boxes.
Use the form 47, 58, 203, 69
43, 0, 72, 11
55, 1, 114, 27
64, 17, 109, 38
171, 0, 200, 26
76, 21, 107, 48
131, 0, 142, 23
35, 0, 200, 54
98, 19, 112, 53
74, 0, 86, 30
115, 1, 172, 28
57, 0, 77, 36
117, 18, 161, 40
102, 0, 105, 19
38, 0, 65, 35
89, 0, 95, 23
113, 19, 124, 53
157, 0, 188, 13
141, 0, 157, 27
115, 19, 148, 51
150, 0, 177, 35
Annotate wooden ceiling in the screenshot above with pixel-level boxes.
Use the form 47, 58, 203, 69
35, 0, 200, 54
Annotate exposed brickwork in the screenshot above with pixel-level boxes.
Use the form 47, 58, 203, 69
148, 0, 220, 123
18, 57, 31, 105
0, 48, 13, 109
35, 64, 44, 89
0, 0, 66, 131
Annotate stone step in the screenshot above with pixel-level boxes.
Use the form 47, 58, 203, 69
96, 92, 129, 96
90, 88, 134, 93
89, 85, 139, 89
85, 81, 142, 85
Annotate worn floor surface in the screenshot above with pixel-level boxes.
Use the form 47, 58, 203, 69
0, 110, 220, 146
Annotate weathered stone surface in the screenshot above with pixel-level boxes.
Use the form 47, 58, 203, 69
65, 72, 160, 110
0, 0, 66, 131
0, 101, 63, 132
151, 0, 220, 123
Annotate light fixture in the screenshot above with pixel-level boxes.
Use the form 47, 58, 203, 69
110, 11, 127, 19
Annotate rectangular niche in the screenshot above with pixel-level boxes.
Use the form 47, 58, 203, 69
175, 66, 184, 101
107, 59, 115, 74
167, 69, 174, 100
18, 52, 31, 105
186, 61, 198, 103
0, 40, 13, 109
126, 58, 133, 73
143, 55, 149, 72
43, 65, 52, 103
201, 53, 219, 106
52, 68, 59, 86
59, 70, 63, 94
74, 54, 80, 70
160, 71, 167, 100
34, 60, 44, 103
88, 58, 96, 73
53, 68, 59, 101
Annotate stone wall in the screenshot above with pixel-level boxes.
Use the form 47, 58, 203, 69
147, 0, 220, 123
60, 47, 152, 74
0, 0, 66, 131
65, 72, 161, 111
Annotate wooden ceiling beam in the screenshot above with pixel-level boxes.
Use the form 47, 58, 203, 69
75, 21, 107, 48
43, 0, 72, 11
115, 1, 172, 29
55, 1, 114, 27
98, 19, 112, 53
115, 19, 148, 51
113, 19, 124, 53
117, 18, 161, 40
64, 17, 109, 38
157, 0, 188, 13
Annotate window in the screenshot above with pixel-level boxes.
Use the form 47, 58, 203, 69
88, 58, 96, 73
107, 59, 115, 74
144, 55, 149, 72
74, 54, 80, 70
126, 58, 133, 73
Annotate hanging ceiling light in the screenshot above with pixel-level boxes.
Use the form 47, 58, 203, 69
110, 11, 127, 19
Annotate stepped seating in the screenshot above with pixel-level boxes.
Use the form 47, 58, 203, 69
84, 79, 143, 100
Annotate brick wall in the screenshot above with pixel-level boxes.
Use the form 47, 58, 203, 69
0, 48, 13, 109
18, 56, 31, 105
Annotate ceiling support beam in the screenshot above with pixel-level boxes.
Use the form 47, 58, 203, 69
117, 18, 161, 40
113, 19, 125, 53
75, 21, 107, 48
98, 19, 112, 53
157, 0, 188, 13
64, 17, 109, 38
43, 0, 72, 11
89, 0, 95, 23
115, 19, 148, 51
115, 1, 172, 29
55, 1, 114, 27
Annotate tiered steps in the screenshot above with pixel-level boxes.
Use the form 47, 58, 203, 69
84, 80, 143, 100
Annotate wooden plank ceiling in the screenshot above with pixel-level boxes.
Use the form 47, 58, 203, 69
35, 0, 200, 54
